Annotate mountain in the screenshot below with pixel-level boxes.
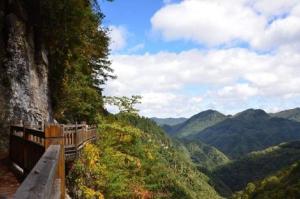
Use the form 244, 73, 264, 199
213, 141, 300, 193
190, 109, 300, 158
69, 114, 222, 199
182, 139, 229, 171
164, 110, 227, 138
151, 117, 187, 126
233, 161, 300, 199
271, 107, 300, 122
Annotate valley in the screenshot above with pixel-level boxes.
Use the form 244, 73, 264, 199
153, 108, 300, 198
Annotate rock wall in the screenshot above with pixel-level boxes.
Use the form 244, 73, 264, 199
0, 0, 52, 148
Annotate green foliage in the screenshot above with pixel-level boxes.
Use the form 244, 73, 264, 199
164, 110, 227, 138
182, 140, 229, 171
188, 109, 300, 159
68, 114, 221, 199
233, 162, 300, 199
104, 95, 142, 115
40, 0, 115, 123
213, 141, 300, 193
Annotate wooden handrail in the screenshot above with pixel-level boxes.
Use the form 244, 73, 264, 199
9, 123, 97, 198
14, 145, 62, 199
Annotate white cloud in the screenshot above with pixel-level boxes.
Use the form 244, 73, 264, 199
252, 15, 300, 50
151, 0, 300, 50
104, 0, 300, 117
104, 47, 300, 117
151, 0, 266, 46
109, 25, 128, 51
216, 84, 259, 100
252, 0, 299, 17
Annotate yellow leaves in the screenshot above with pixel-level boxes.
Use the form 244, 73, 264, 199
120, 134, 133, 143
82, 143, 100, 171
109, 150, 141, 169
147, 151, 154, 160
80, 185, 105, 199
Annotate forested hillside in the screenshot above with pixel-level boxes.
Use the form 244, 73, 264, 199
68, 114, 221, 199
271, 108, 300, 122
187, 109, 300, 158
182, 140, 229, 171
163, 110, 227, 138
213, 141, 300, 192
233, 162, 300, 199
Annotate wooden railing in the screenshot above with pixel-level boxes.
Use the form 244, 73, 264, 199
63, 124, 97, 160
9, 123, 97, 199
14, 145, 63, 199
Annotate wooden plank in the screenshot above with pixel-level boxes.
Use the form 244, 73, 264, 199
44, 125, 65, 199
14, 145, 61, 199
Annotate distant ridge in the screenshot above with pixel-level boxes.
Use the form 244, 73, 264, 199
270, 107, 300, 122
190, 109, 300, 158
151, 117, 187, 126
163, 110, 227, 138
234, 109, 269, 120
156, 108, 300, 159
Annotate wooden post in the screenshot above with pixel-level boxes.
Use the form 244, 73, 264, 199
75, 122, 77, 147
44, 125, 65, 199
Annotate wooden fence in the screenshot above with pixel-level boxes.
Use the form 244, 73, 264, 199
9, 123, 97, 199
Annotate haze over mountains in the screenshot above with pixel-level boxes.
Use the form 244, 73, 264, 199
151, 117, 187, 126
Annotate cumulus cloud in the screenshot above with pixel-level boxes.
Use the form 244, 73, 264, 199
104, 0, 300, 117
252, 0, 299, 17
104, 47, 300, 117
151, 0, 300, 50
109, 25, 128, 51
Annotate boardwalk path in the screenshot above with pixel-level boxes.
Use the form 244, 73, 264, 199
0, 152, 20, 199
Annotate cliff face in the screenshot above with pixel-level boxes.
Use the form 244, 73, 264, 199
0, 0, 51, 146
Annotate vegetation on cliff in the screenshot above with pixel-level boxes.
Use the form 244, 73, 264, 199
68, 114, 221, 199
40, 0, 114, 123
213, 141, 300, 192
233, 162, 300, 199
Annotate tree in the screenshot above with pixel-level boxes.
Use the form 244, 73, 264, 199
104, 95, 142, 114
40, 0, 115, 122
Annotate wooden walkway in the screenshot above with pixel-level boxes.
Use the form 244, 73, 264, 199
0, 152, 20, 198
0, 123, 97, 199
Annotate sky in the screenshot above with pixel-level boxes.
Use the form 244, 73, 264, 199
100, 0, 300, 118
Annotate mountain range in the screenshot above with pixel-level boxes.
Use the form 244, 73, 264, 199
154, 108, 300, 159
151, 108, 300, 198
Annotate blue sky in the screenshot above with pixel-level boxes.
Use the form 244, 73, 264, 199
100, 0, 300, 118
101, 0, 199, 54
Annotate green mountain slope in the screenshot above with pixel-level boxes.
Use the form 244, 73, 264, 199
182, 139, 229, 171
271, 107, 300, 122
151, 117, 187, 126
68, 114, 221, 199
165, 110, 227, 138
191, 109, 300, 158
233, 161, 300, 199
213, 141, 300, 192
